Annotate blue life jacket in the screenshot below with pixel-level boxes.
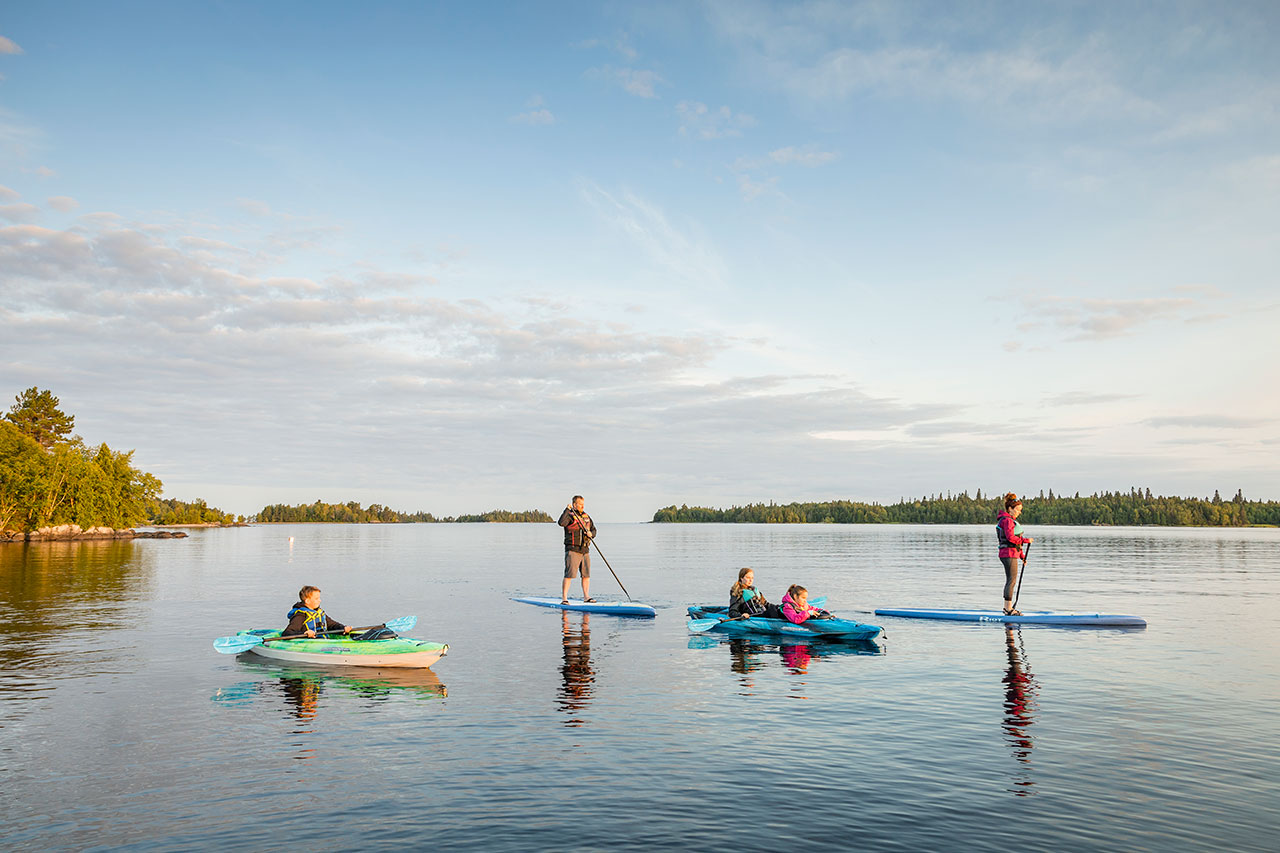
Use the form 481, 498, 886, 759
287, 603, 328, 634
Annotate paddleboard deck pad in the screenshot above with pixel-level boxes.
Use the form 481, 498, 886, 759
514, 596, 657, 617
874, 607, 1146, 627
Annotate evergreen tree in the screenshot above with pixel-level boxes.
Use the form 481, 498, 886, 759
5, 387, 76, 450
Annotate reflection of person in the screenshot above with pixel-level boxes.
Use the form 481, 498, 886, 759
285, 586, 355, 638
278, 675, 321, 729
729, 568, 784, 619
1002, 626, 1038, 792
558, 612, 594, 726
996, 494, 1034, 616
558, 496, 597, 604
781, 585, 831, 623
780, 644, 813, 671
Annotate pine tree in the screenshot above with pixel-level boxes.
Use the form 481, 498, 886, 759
5, 387, 76, 450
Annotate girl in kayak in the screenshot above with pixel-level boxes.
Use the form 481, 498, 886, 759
996, 494, 1034, 616
729, 568, 784, 619
285, 586, 356, 638
781, 585, 831, 623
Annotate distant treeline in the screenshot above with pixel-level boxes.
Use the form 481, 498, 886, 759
148, 498, 241, 526
256, 501, 553, 524
652, 488, 1280, 527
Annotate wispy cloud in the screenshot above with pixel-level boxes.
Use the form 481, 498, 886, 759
590, 66, 663, 98
578, 181, 727, 286
47, 195, 79, 213
1018, 293, 1204, 342
0, 202, 39, 222
0, 35, 23, 55
676, 101, 756, 139
511, 94, 555, 125
1143, 415, 1270, 430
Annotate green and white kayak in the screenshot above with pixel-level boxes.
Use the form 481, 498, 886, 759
234, 629, 448, 668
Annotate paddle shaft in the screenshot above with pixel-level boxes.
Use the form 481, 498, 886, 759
1013, 541, 1031, 610
571, 509, 632, 601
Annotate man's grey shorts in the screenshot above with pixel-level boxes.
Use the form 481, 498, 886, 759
564, 550, 591, 579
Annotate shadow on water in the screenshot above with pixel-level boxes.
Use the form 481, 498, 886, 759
1002, 626, 1040, 796
558, 611, 595, 727
212, 657, 447, 728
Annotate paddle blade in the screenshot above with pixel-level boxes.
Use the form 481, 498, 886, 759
809, 596, 826, 607
687, 618, 722, 634
212, 634, 263, 654
383, 615, 417, 633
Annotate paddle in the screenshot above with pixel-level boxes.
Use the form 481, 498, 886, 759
1012, 542, 1031, 612
212, 615, 417, 655
570, 509, 633, 601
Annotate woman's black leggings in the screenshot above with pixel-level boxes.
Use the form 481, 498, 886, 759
1002, 556, 1021, 601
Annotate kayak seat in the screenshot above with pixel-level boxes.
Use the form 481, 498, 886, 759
354, 627, 399, 641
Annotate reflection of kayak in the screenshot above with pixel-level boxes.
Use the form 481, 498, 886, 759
514, 596, 657, 617
234, 657, 447, 698
234, 629, 449, 667
873, 608, 1146, 627
687, 606, 882, 641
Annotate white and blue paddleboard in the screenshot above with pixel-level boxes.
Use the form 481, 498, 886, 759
874, 607, 1145, 627
514, 596, 657, 618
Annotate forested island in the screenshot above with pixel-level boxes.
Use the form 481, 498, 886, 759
256, 501, 553, 523
653, 489, 1280, 527
1, 387, 242, 539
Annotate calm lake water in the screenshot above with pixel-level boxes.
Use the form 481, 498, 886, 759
2, 523, 1278, 851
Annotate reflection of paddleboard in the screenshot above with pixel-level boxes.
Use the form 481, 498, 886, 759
874, 607, 1146, 627
514, 596, 656, 617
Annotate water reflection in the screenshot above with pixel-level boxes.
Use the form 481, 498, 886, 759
689, 635, 883, 696
558, 612, 595, 727
1002, 626, 1039, 796
213, 658, 447, 728
0, 541, 153, 718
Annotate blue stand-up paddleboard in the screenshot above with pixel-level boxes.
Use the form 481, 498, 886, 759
514, 596, 657, 618
874, 607, 1146, 627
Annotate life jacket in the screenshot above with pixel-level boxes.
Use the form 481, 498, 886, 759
732, 585, 767, 616
995, 511, 1022, 552
287, 603, 328, 635
562, 511, 593, 552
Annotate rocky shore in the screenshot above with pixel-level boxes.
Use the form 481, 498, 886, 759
0, 524, 190, 543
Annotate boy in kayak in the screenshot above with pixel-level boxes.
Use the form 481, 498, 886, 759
729, 568, 784, 619
781, 585, 832, 623
285, 586, 356, 638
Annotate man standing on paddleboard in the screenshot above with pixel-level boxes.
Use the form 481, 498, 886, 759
559, 495, 597, 605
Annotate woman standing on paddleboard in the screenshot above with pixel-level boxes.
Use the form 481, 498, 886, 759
997, 493, 1033, 616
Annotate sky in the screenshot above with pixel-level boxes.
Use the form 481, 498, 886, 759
1, 1, 1277, 521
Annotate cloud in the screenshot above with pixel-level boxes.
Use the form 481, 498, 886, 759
0, 36, 23, 55
47, 195, 79, 212
579, 181, 727, 286
590, 66, 663, 98
1044, 391, 1140, 407
0, 184, 19, 202
769, 145, 838, 166
1020, 294, 1200, 341
0, 202, 39, 222
1143, 415, 1270, 430
512, 108, 554, 125
676, 101, 756, 139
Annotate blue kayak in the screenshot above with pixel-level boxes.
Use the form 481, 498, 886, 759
874, 607, 1146, 627
687, 606, 881, 641
514, 596, 657, 617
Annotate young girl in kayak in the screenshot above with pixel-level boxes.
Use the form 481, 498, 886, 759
996, 494, 1034, 616
729, 568, 784, 619
285, 586, 356, 638
781, 585, 831, 623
